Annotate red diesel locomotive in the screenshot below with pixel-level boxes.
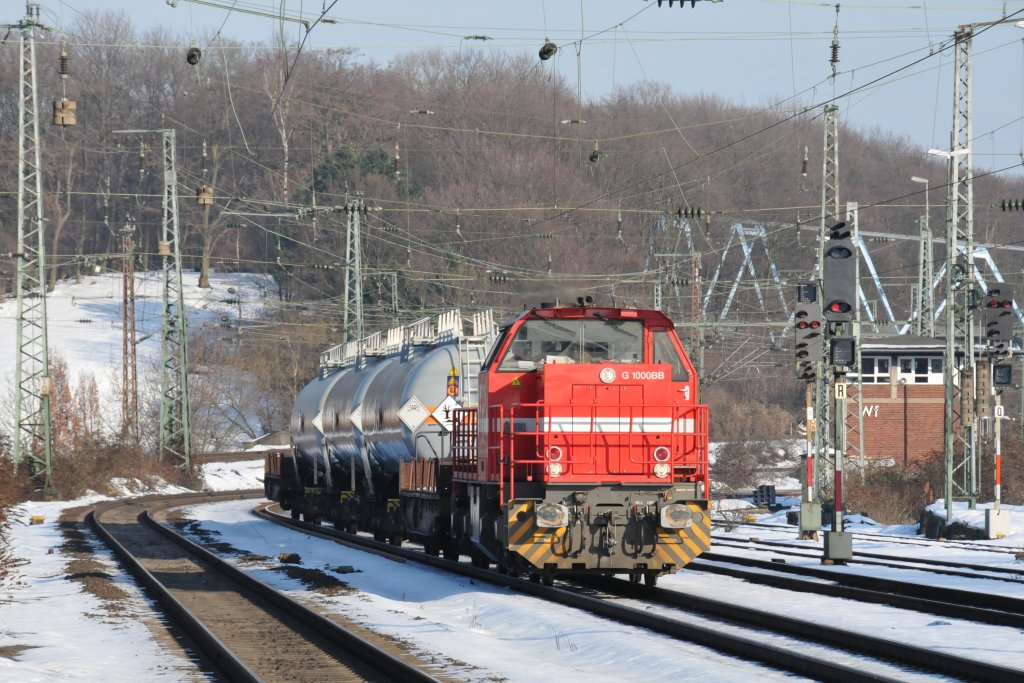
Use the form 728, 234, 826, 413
449, 303, 710, 585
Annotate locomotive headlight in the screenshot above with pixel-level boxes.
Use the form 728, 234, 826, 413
547, 446, 564, 477
660, 503, 694, 529
535, 502, 569, 528
653, 462, 670, 479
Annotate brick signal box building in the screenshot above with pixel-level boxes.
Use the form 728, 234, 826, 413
847, 337, 946, 466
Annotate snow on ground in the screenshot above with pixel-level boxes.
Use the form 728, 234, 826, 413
0, 491, 201, 681
200, 459, 265, 491
0, 270, 273, 435
3, 458, 1024, 681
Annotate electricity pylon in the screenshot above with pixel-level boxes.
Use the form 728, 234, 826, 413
9, 4, 54, 489
114, 128, 191, 468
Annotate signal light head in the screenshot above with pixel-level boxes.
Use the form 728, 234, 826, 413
828, 221, 849, 239
828, 301, 851, 313
797, 283, 817, 303
827, 245, 853, 259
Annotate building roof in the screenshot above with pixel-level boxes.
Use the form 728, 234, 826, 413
861, 335, 945, 351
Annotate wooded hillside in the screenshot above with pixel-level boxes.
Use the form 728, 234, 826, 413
2, 10, 1022, 440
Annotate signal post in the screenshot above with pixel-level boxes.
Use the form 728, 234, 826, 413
821, 220, 857, 563
794, 281, 822, 540
984, 287, 1014, 538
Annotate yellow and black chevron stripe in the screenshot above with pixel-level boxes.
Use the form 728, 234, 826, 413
505, 500, 711, 572
652, 502, 711, 569
506, 501, 570, 569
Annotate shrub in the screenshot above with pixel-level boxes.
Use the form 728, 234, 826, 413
711, 440, 799, 491
843, 458, 937, 525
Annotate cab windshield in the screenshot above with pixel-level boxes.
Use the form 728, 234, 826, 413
497, 319, 644, 372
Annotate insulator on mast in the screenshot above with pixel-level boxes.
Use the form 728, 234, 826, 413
801, 146, 809, 177
53, 41, 76, 126
197, 140, 211, 204
197, 140, 212, 204
829, 4, 840, 79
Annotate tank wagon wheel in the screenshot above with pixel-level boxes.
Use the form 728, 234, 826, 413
388, 533, 403, 546
541, 574, 554, 587
290, 507, 300, 521
628, 572, 641, 585
442, 544, 459, 561
643, 572, 658, 588
348, 521, 358, 534
528, 573, 540, 583
470, 549, 489, 568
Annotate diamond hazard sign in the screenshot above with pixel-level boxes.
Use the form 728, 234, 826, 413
398, 396, 429, 431
431, 395, 462, 432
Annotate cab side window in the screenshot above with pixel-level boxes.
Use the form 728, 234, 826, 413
653, 330, 689, 381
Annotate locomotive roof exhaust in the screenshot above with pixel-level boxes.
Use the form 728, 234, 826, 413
539, 295, 595, 309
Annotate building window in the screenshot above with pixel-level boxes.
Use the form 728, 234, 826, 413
858, 356, 891, 384
898, 356, 942, 384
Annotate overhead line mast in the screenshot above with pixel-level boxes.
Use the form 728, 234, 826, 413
942, 27, 978, 524
9, 3, 54, 489
114, 128, 192, 470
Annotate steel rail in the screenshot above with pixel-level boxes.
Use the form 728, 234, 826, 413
254, 504, 1003, 683
717, 520, 1024, 556
713, 536, 1024, 581
89, 491, 441, 683
693, 552, 1024, 629
88, 494, 260, 683
579, 574, 1024, 683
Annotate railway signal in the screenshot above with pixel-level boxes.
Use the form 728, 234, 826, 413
984, 287, 1014, 356
794, 282, 822, 366
822, 221, 856, 322
796, 361, 816, 382
829, 336, 857, 368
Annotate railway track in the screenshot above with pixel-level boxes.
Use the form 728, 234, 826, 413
578, 574, 1023, 683
88, 491, 443, 683
248, 503, 1024, 682
691, 549, 1024, 630
713, 534, 1024, 582
720, 519, 1024, 556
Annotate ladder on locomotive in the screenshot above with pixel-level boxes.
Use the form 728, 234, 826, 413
458, 310, 497, 408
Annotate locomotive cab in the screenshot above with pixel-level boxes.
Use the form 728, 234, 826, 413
452, 305, 711, 585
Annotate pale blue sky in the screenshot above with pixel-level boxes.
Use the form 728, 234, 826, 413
30, 1, 1024, 174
